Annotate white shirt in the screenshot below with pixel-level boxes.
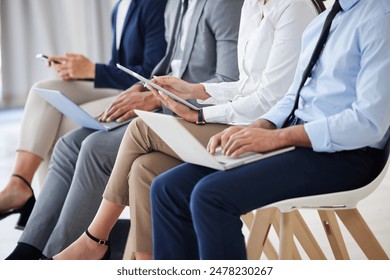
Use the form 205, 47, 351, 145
201, 0, 318, 124
116, 0, 132, 50
170, 0, 197, 77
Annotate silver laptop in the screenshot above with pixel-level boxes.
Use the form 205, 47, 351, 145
116, 63, 201, 111
34, 88, 132, 131
135, 110, 295, 171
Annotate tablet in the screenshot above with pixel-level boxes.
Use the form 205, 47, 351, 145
116, 64, 200, 111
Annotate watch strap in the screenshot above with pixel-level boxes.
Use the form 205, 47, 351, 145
196, 108, 206, 125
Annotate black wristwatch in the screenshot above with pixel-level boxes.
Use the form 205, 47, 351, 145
196, 108, 206, 125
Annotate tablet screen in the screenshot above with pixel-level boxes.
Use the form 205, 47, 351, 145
116, 64, 200, 111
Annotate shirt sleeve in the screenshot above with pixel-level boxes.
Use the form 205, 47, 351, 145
200, 81, 242, 105
305, 15, 390, 152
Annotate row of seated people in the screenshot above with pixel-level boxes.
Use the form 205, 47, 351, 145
1, 0, 389, 260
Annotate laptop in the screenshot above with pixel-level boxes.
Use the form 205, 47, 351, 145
116, 64, 201, 111
34, 88, 132, 131
134, 110, 295, 171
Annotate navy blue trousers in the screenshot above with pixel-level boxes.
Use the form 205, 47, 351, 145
151, 147, 385, 260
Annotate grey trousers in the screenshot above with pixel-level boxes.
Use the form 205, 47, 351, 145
18, 79, 118, 186
19, 125, 126, 257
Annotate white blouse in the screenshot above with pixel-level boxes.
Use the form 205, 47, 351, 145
202, 0, 319, 124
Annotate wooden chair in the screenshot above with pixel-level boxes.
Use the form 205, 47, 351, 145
246, 139, 390, 260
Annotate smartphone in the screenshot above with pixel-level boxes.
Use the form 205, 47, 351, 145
36, 53, 61, 64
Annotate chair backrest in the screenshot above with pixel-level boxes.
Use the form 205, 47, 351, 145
266, 136, 390, 213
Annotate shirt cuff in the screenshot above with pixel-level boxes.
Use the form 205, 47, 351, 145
261, 111, 287, 128
304, 118, 333, 152
196, 97, 224, 105
201, 82, 237, 103
203, 105, 228, 124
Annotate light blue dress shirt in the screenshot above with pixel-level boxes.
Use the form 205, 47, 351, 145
262, 0, 390, 152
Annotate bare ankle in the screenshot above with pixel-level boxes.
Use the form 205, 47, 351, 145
7, 175, 32, 195
135, 252, 152, 260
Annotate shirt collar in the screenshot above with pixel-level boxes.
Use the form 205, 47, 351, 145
339, 0, 359, 11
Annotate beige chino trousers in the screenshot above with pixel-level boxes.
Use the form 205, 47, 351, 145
102, 117, 229, 258
18, 79, 119, 185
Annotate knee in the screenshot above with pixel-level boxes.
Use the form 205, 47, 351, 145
130, 117, 147, 130
26, 80, 56, 103
31, 79, 58, 90
150, 172, 169, 205
80, 133, 117, 175
128, 117, 149, 141
80, 131, 112, 160
131, 155, 154, 179
190, 178, 224, 219
29, 80, 65, 97
150, 171, 180, 207
130, 153, 180, 189
53, 129, 91, 155
52, 134, 76, 159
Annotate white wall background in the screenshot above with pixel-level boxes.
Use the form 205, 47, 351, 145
0, 0, 117, 108
0, 0, 335, 108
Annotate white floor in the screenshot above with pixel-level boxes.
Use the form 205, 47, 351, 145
0, 109, 389, 260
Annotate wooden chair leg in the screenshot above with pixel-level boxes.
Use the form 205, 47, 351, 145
245, 208, 277, 259
292, 210, 326, 259
263, 237, 279, 260
317, 210, 349, 259
246, 209, 326, 260
241, 211, 254, 228
279, 211, 295, 259
336, 209, 389, 260
272, 210, 301, 259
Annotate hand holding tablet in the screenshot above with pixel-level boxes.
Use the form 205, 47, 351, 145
116, 64, 201, 111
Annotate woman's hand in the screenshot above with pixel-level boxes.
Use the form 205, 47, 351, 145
147, 84, 198, 123
152, 76, 210, 100
49, 53, 95, 80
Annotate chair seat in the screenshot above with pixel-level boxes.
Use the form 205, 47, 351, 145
266, 148, 390, 213
266, 179, 384, 212
246, 139, 390, 260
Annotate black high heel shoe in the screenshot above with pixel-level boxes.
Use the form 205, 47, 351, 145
41, 230, 111, 260
0, 174, 36, 230
85, 229, 111, 260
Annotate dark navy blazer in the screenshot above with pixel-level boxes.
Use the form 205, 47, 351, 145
94, 0, 167, 90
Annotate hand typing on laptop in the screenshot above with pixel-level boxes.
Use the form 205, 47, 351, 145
213, 147, 261, 164
98, 83, 161, 123
206, 119, 302, 158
